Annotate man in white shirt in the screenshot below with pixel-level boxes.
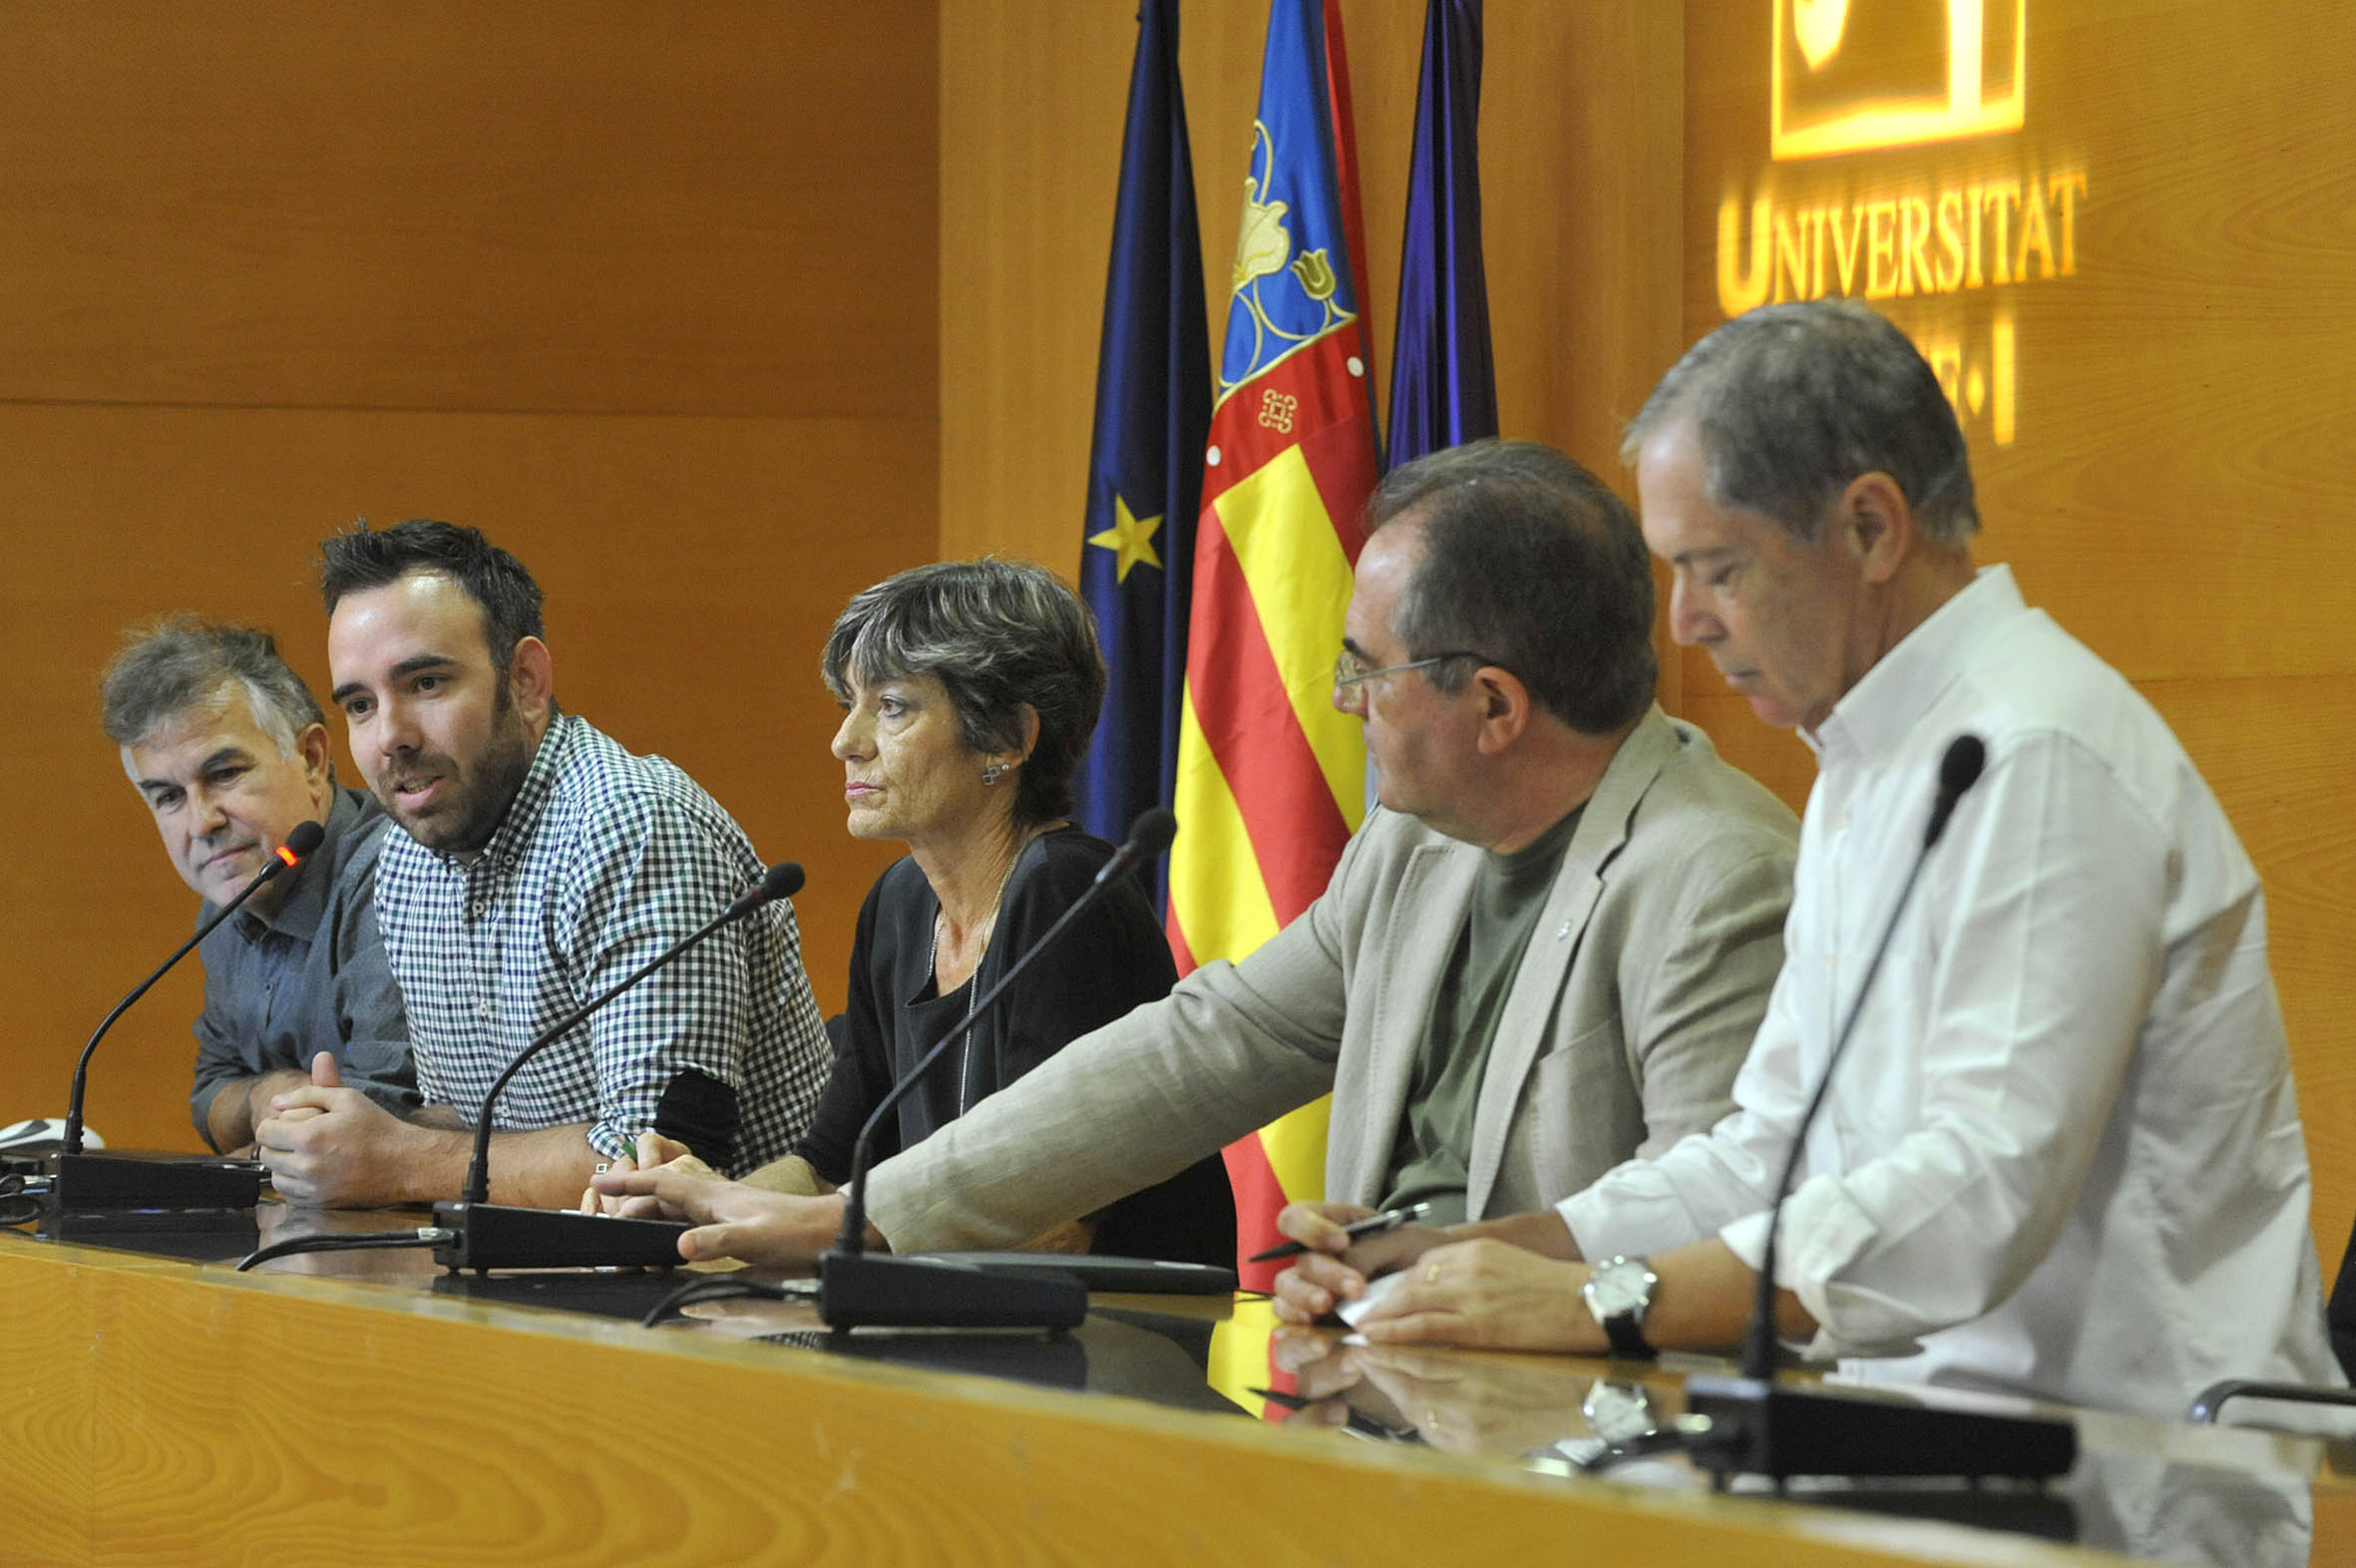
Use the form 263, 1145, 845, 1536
1275, 299, 2340, 1420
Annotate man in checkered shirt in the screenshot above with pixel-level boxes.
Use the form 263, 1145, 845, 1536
256, 520, 829, 1208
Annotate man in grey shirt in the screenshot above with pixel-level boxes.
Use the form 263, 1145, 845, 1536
103, 618, 415, 1152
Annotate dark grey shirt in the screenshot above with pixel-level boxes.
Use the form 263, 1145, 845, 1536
191, 786, 417, 1145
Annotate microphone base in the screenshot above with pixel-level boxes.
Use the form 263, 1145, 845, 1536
31, 1152, 264, 1211
1683, 1374, 2077, 1482
818, 1248, 1087, 1332
431, 1201, 690, 1273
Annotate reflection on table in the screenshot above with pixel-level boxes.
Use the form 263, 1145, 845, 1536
8, 1200, 2354, 1567
1262, 1332, 2356, 1568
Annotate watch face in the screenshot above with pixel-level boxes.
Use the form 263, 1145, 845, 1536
1588, 1262, 1650, 1319
1581, 1378, 1660, 1447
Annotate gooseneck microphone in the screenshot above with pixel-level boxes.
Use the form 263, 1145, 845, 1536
1738, 734, 1985, 1383
65, 819, 325, 1158
1680, 736, 2075, 1482
34, 822, 326, 1212
430, 861, 804, 1273
1917, 733, 1986, 858
818, 807, 1179, 1332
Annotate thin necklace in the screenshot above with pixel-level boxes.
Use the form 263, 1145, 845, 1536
929, 838, 1025, 1116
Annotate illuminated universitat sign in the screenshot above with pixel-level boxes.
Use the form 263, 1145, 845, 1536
1716, 0, 2086, 445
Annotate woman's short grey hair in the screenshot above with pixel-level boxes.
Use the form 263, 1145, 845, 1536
1623, 298, 1980, 544
821, 560, 1107, 826
1366, 439, 1658, 735
101, 616, 328, 755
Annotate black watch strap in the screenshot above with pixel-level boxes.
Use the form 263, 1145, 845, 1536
1600, 1309, 1655, 1361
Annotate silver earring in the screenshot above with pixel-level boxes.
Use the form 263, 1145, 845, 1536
982, 763, 1006, 786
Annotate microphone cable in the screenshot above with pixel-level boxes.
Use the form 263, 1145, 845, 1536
235, 1226, 456, 1272
640, 1272, 813, 1328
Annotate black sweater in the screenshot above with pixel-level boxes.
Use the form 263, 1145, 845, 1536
795, 828, 1235, 1267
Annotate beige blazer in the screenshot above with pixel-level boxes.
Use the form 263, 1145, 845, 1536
869, 706, 1799, 1251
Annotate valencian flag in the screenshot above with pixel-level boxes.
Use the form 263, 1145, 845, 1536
1387, 0, 1496, 465
1074, 0, 1212, 920
1168, 0, 1381, 1291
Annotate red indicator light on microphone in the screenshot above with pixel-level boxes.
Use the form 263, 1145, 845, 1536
272, 821, 325, 870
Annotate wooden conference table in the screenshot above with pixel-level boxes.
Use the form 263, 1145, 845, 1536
4, 1201, 2352, 1567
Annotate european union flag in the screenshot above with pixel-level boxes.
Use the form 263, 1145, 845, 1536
1387, 0, 1497, 466
1074, 0, 1211, 917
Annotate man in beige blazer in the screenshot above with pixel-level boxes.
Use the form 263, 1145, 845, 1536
595, 440, 1799, 1264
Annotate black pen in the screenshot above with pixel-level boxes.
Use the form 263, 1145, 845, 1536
1245, 1386, 1419, 1442
1248, 1201, 1431, 1264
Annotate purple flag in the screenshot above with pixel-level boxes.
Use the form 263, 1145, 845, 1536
1386, 0, 1497, 465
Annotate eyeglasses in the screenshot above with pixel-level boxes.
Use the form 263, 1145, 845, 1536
1332, 648, 1498, 692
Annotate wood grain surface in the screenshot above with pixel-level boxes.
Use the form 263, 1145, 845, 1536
0, 3, 935, 418
0, 1235, 2245, 1568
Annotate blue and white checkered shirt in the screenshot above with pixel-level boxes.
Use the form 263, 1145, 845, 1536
373, 712, 827, 1173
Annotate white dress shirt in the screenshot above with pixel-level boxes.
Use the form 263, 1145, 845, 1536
1559, 566, 2340, 1418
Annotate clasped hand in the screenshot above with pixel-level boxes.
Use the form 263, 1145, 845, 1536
1269, 1200, 1599, 1352
255, 1051, 424, 1206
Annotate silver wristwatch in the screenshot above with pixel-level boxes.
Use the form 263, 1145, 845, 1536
1582, 1255, 1659, 1361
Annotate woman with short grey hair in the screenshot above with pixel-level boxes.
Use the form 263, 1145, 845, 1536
819, 559, 1105, 830
765, 560, 1231, 1263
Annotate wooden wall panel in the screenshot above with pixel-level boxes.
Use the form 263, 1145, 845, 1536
0, 3, 935, 419
1680, 0, 2356, 1259
936, 0, 1135, 570
1481, 5, 1685, 477
0, 4, 938, 1152
1476, 3, 1687, 700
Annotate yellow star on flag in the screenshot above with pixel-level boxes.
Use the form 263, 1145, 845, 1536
1088, 495, 1165, 584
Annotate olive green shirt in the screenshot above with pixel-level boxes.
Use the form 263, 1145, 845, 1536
1380, 804, 1585, 1224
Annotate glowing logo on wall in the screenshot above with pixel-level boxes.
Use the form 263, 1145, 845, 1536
1775, 0, 2026, 161
1719, 0, 2078, 446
